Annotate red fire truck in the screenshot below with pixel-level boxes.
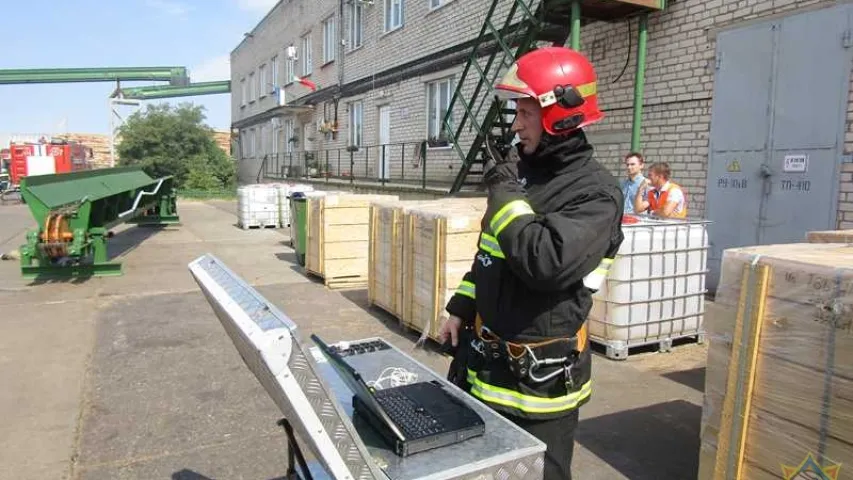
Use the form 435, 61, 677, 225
7, 138, 93, 186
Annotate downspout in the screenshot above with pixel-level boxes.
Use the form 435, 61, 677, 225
631, 13, 648, 152
570, 0, 581, 50
336, 0, 345, 141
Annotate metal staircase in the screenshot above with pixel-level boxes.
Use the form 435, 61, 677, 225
444, 0, 666, 194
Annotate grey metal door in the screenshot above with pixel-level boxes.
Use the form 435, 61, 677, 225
705, 5, 853, 293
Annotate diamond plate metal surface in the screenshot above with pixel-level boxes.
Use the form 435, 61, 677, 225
289, 349, 375, 480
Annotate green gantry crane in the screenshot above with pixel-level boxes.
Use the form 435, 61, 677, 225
444, 0, 666, 194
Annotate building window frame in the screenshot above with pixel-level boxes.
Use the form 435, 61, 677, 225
384, 0, 404, 33
301, 33, 313, 76
349, 101, 364, 147
348, 2, 363, 50
426, 76, 454, 147
323, 16, 336, 64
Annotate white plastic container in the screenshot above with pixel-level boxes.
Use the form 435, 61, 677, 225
278, 183, 314, 227
237, 184, 279, 229
588, 216, 710, 359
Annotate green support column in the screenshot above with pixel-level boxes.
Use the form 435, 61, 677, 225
631, 14, 649, 152
570, 0, 581, 50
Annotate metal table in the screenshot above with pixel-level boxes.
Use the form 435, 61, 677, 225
293, 337, 546, 480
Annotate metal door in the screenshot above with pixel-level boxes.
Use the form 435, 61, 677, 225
705, 4, 853, 293
705, 21, 776, 292
760, 7, 853, 244
378, 106, 392, 180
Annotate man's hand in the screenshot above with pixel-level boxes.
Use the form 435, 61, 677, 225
483, 137, 520, 188
437, 315, 463, 347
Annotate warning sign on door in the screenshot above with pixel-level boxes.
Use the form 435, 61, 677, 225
783, 154, 808, 173
726, 160, 741, 172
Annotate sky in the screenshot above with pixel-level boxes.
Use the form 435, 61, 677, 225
0, 0, 278, 136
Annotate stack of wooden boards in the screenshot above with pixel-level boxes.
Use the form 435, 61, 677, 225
367, 197, 486, 341
698, 241, 852, 479
302, 192, 399, 288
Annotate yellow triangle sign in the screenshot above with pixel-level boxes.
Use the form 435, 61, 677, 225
727, 160, 741, 173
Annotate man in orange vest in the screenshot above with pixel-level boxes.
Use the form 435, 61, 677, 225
633, 161, 687, 218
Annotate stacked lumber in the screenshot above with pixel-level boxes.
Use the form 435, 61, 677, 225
402, 199, 486, 341
699, 243, 853, 480
806, 229, 853, 243
304, 193, 398, 289
367, 198, 485, 322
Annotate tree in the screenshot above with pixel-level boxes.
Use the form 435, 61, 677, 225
116, 103, 235, 190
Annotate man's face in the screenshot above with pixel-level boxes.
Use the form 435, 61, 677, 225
625, 155, 643, 178
648, 171, 665, 187
511, 97, 543, 155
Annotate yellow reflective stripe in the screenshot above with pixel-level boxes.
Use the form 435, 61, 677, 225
582, 257, 615, 291
489, 200, 535, 237
478, 233, 505, 259
456, 280, 475, 299
576, 81, 597, 98
466, 369, 591, 414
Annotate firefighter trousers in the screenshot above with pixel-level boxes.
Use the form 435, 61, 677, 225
504, 409, 580, 480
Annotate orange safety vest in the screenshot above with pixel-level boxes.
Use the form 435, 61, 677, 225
647, 182, 687, 218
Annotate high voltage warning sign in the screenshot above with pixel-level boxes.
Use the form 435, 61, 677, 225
726, 160, 741, 173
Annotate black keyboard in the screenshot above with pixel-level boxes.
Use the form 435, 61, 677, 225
330, 339, 391, 357
375, 388, 447, 438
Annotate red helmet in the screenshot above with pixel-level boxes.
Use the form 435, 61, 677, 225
495, 46, 604, 135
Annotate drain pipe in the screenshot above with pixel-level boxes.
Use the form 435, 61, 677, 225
570, 0, 581, 50
631, 13, 649, 152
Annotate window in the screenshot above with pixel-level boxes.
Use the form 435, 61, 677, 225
286, 55, 294, 84
270, 55, 279, 91
323, 17, 336, 63
348, 2, 363, 50
249, 72, 256, 102
427, 76, 454, 142
384, 0, 403, 32
429, 0, 443, 8
349, 101, 363, 147
240, 78, 247, 106
301, 34, 313, 76
258, 64, 267, 97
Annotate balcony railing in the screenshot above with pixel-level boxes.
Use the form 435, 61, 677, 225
256, 141, 465, 190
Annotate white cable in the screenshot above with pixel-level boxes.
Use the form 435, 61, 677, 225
367, 366, 418, 390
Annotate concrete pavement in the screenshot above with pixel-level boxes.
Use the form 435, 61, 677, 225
0, 198, 708, 480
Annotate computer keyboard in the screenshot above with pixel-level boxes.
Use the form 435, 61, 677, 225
375, 388, 447, 438
330, 339, 392, 357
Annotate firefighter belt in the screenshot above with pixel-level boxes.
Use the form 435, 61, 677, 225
471, 314, 588, 389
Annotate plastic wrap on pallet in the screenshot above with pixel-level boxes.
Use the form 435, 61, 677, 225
698, 243, 853, 480
588, 215, 710, 359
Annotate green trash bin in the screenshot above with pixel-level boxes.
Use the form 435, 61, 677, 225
289, 192, 308, 267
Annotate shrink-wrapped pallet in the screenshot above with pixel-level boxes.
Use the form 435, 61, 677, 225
367, 197, 486, 321
402, 198, 486, 341
305, 193, 398, 289
806, 229, 853, 243
698, 243, 853, 480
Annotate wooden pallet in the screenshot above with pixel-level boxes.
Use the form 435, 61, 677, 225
698, 243, 853, 480
401, 199, 486, 342
304, 193, 398, 289
806, 228, 853, 243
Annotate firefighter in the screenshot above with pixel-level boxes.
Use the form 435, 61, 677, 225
438, 46, 624, 480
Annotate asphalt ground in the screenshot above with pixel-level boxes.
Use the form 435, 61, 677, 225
0, 198, 709, 480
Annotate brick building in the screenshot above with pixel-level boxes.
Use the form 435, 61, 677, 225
231, 0, 853, 289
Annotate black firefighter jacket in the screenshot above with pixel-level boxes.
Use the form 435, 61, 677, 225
445, 130, 625, 420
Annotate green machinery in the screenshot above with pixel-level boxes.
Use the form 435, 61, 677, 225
444, 0, 666, 193
18, 166, 180, 279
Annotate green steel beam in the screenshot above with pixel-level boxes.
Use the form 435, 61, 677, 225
631, 13, 649, 152
120, 81, 231, 100
0, 67, 189, 86
570, 0, 581, 50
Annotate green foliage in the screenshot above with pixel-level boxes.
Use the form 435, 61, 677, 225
116, 103, 235, 191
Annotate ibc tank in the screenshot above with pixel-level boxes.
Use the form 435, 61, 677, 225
237, 184, 279, 229
588, 214, 710, 360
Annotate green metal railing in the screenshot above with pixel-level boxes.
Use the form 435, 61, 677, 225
258, 141, 465, 189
